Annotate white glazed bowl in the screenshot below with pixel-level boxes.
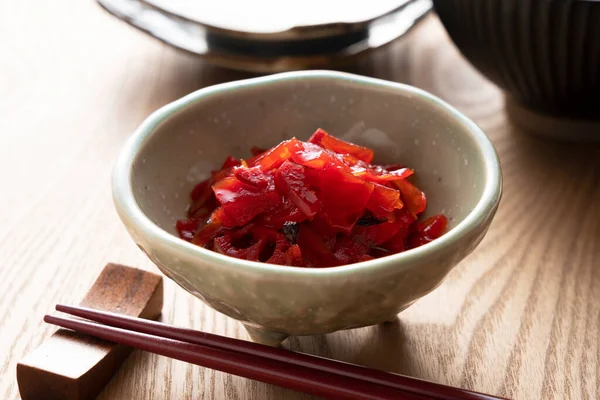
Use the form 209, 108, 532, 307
112, 71, 502, 345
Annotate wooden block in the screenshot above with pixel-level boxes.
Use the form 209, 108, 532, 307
17, 263, 163, 400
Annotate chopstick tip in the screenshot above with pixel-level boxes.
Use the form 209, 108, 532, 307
55, 304, 68, 312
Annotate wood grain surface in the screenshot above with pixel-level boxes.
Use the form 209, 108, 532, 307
1, 1, 599, 399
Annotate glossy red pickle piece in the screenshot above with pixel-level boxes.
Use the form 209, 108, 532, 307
291, 142, 345, 170
260, 197, 307, 229
394, 178, 427, 217
191, 179, 210, 202
262, 199, 306, 228
354, 221, 400, 247
366, 183, 403, 219
212, 175, 280, 227
408, 214, 448, 249
212, 225, 291, 264
250, 138, 303, 171
214, 234, 262, 260
308, 128, 374, 163
296, 224, 339, 267
180, 129, 447, 267
233, 165, 270, 189
379, 210, 418, 253
176, 219, 202, 241
188, 155, 241, 219
190, 207, 229, 247
220, 155, 241, 169
351, 162, 414, 184
302, 167, 321, 188
332, 236, 369, 265
275, 160, 320, 218
319, 164, 374, 233
285, 245, 305, 267
354, 209, 415, 247
304, 214, 339, 240
189, 179, 218, 219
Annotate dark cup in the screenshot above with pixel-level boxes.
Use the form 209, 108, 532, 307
434, 0, 600, 140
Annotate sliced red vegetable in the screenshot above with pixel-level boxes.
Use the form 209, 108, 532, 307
189, 181, 218, 219
220, 155, 241, 170
233, 165, 270, 189
254, 227, 291, 264
296, 223, 339, 267
302, 166, 321, 188
408, 214, 448, 249
381, 163, 406, 171
191, 179, 210, 202
319, 164, 374, 233
354, 209, 415, 247
379, 210, 418, 253
308, 128, 374, 163
354, 220, 400, 247
260, 197, 307, 229
212, 225, 291, 264
366, 183, 403, 219
250, 138, 303, 171
351, 162, 414, 184
189, 157, 241, 218
191, 207, 228, 247
176, 219, 202, 242
332, 236, 369, 265
214, 233, 262, 261
180, 128, 447, 267
275, 160, 320, 218
394, 178, 427, 217
291, 142, 345, 170
212, 175, 280, 227
285, 244, 305, 267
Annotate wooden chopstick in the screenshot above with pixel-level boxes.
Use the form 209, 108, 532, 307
55, 305, 493, 400
44, 314, 417, 400
46, 305, 506, 400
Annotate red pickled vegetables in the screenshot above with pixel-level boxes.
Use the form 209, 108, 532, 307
275, 160, 321, 218
318, 164, 374, 233
308, 128, 374, 163
176, 129, 447, 267
408, 214, 449, 249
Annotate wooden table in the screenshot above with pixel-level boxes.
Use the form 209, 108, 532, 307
1, 2, 599, 399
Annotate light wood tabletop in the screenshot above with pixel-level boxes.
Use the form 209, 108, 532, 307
1, 1, 599, 399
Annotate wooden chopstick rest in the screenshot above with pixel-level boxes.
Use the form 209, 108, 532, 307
17, 263, 163, 400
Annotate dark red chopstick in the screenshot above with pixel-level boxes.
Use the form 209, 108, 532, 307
53, 304, 500, 400
44, 314, 418, 400
45, 305, 507, 400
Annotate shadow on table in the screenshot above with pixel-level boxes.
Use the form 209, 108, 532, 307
283, 318, 423, 378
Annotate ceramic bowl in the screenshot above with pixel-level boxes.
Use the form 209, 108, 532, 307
97, 0, 433, 73
434, 0, 600, 141
112, 71, 502, 346
142, 0, 414, 41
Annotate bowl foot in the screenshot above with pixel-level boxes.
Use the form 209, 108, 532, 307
243, 324, 289, 347
505, 97, 600, 142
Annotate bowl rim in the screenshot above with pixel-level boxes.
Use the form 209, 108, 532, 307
112, 70, 502, 277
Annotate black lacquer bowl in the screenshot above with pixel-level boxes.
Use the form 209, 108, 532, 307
434, 0, 600, 141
